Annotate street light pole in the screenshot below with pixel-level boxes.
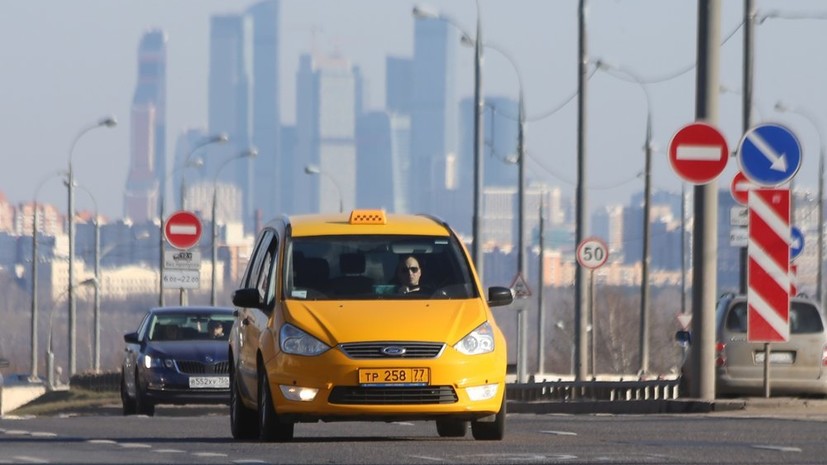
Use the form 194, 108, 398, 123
212, 148, 257, 306
775, 102, 824, 305
31, 172, 61, 381
574, 0, 590, 382
76, 185, 101, 373
304, 165, 344, 213
67, 115, 116, 376
161, 133, 227, 307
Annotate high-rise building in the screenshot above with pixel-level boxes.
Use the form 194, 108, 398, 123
356, 111, 410, 212
411, 16, 457, 217
249, 0, 281, 223
295, 53, 357, 214
386, 56, 413, 115
124, 30, 167, 224
208, 14, 251, 223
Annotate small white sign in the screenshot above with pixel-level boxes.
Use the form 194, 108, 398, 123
165, 250, 202, 270
730, 206, 749, 227
730, 227, 748, 247
163, 269, 201, 289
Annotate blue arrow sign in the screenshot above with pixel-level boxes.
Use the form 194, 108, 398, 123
738, 123, 802, 187
791, 226, 805, 261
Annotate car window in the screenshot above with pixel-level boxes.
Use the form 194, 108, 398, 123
147, 312, 234, 341
285, 234, 476, 300
725, 301, 824, 334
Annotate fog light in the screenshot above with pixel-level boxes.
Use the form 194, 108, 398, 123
466, 383, 498, 401
280, 385, 318, 402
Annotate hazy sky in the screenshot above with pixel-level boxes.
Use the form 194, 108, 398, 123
2, 0, 826, 221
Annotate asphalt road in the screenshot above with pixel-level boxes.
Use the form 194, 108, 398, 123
2, 402, 827, 464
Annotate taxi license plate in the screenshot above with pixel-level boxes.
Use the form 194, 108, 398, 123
359, 368, 430, 386
189, 376, 230, 389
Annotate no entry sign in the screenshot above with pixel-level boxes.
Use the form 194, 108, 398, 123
164, 210, 202, 250
668, 122, 730, 184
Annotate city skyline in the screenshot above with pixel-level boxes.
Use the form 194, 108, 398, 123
2, 0, 826, 221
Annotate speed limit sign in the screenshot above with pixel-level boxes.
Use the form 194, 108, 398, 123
576, 237, 609, 269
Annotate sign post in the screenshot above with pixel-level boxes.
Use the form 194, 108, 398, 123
163, 210, 203, 305
576, 237, 609, 378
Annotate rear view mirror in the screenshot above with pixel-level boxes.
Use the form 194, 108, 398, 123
675, 330, 691, 347
487, 286, 514, 307
232, 287, 265, 309
124, 332, 139, 344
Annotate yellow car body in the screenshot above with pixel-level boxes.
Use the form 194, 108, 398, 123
229, 210, 513, 441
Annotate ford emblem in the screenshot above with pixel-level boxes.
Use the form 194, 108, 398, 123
382, 346, 406, 356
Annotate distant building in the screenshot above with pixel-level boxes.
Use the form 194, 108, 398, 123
124, 30, 167, 224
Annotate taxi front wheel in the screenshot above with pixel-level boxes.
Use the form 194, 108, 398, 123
258, 369, 294, 442
471, 396, 505, 441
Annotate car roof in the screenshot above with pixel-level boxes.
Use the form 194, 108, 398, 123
286, 211, 452, 237
148, 306, 234, 315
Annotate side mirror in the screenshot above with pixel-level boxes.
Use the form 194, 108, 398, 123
233, 287, 265, 309
487, 286, 514, 307
675, 330, 691, 347
124, 332, 140, 344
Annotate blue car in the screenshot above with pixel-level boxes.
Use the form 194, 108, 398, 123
120, 306, 234, 416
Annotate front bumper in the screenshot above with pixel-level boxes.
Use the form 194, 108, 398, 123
141, 369, 230, 405
263, 345, 506, 422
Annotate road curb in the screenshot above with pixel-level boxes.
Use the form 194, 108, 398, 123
507, 399, 747, 414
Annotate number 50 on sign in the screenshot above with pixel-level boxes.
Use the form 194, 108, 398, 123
577, 237, 609, 270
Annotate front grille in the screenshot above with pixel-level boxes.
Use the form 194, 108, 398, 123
339, 342, 444, 359
328, 386, 458, 405
175, 360, 229, 374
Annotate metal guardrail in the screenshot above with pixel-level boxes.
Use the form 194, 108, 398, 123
506, 378, 681, 402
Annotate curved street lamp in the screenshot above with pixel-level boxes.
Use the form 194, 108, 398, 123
67, 115, 116, 376
304, 164, 344, 213
160, 132, 228, 307
413, 2, 484, 281
212, 147, 258, 305
30, 171, 63, 381
595, 59, 654, 375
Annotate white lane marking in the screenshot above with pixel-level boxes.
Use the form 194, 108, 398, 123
87, 439, 117, 445
154, 449, 185, 454
747, 131, 788, 172
392, 421, 415, 426
12, 457, 50, 464
118, 442, 152, 448
4, 430, 29, 435
752, 445, 802, 452
193, 452, 229, 458
541, 430, 578, 436
233, 460, 270, 464
408, 456, 446, 462
30, 432, 57, 438
677, 144, 722, 161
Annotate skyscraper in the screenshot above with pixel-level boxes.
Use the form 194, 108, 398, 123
249, 0, 281, 222
295, 53, 356, 214
411, 17, 457, 217
124, 30, 167, 224
208, 14, 251, 223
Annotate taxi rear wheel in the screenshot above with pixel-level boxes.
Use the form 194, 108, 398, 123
230, 366, 258, 440
257, 369, 294, 442
471, 396, 505, 441
436, 419, 467, 438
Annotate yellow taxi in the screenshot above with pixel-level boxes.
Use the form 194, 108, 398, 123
229, 210, 513, 442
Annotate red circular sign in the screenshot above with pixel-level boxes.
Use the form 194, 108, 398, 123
668, 122, 730, 184
164, 210, 202, 250
576, 237, 609, 270
730, 171, 752, 206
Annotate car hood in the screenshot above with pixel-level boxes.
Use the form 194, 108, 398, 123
145, 341, 228, 362
284, 299, 489, 346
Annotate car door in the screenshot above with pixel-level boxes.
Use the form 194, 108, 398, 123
236, 229, 279, 392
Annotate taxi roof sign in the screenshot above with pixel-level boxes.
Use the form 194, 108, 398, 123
349, 209, 387, 225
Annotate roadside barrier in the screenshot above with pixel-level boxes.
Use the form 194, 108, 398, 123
506, 377, 681, 402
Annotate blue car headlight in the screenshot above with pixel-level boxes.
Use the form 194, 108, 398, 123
143, 354, 175, 369
279, 324, 330, 356
454, 321, 495, 355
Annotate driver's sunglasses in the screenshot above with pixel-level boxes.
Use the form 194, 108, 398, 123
402, 266, 420, 273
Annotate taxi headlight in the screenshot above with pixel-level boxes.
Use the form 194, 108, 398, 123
454, 321, 495, 355
279, 324, 330, 356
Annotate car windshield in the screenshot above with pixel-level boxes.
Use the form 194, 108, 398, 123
285, 234, 477, 300
147, 313, 233, 341
725, 301, 825, 334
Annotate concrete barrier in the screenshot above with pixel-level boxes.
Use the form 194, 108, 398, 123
0, 374, 47, 417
